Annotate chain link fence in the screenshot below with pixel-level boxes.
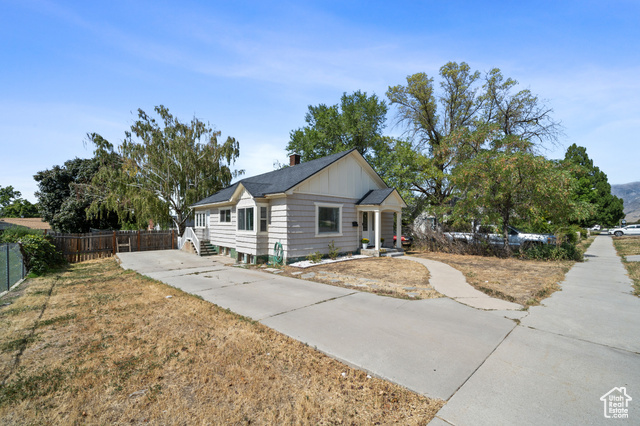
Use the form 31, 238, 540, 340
0, 243, 26, 292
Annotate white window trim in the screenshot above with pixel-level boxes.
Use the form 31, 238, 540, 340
236, 206, 256, 233
257, 204, 269, 234
195, 211, 206, 228
314, 202, 343, 237
219, 208, 231, 223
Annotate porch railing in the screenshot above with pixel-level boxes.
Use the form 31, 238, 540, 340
179, 227, 200, 256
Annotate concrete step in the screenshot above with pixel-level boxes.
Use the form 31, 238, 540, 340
199, 241, 217, 257
385, 251, 404, 257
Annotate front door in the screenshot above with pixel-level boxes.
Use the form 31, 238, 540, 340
362, 211, 375, 246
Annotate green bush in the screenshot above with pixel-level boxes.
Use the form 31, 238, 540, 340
328, 241, 339, 260
554, 225, 583, 245
18, 235, 65, 275
306, 251, 323, 264
0, 227, 43, 243
520, 242, 583, 261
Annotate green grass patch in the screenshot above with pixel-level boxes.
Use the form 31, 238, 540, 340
38, 313, 77, 328
0, 367, 70, 405
0, 334, 39, 353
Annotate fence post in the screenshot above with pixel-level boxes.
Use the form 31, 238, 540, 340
171, 230, 175, 249
112, 231, 116, 256
137, 230, 141, 252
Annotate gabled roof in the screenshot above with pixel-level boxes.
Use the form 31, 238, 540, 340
356, 188, 395, 205
193, 149, 358, 206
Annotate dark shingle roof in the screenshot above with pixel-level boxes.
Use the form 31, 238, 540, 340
356, 188, 395, 205
193, 149, 358, 206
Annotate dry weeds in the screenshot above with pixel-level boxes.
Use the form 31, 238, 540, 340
0, 259, 443, 424
280, 257, 440, 300
612, 235, 640, 296
411, 251, 573, 306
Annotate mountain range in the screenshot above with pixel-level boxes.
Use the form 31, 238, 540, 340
611, 181, 640, 223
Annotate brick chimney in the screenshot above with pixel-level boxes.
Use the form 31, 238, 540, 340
289, 154, 301, 166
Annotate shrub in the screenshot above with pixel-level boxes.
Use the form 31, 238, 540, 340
0, 227, 43, 243
328, 241, 339, 260
554, 225, 583, 245
306, 251, 323, 264
520, 242, 583, 261
17, 234, 65, 275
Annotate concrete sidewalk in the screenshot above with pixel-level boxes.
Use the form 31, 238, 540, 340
117, 250, 517, 400
435, 236, 640, 425
404, 256, 522, 311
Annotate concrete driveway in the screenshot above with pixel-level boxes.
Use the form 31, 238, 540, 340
118, 236, 640, 424
117, 250, 517, 400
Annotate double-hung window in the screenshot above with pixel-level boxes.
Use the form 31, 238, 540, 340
237, 207, 254, 231
259, 206, 268, 232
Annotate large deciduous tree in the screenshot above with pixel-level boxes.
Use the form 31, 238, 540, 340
34, 158, 121, 232
287, 91, 388, 162
386, 62, 561, 222
452, 149, 589, 249
0, 185, 39, 218
90, 105, 241, 235
562, 144, 624, 227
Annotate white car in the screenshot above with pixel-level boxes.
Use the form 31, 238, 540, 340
609, 225, 640, 237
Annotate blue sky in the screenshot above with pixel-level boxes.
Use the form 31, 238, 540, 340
1, 0, 639, 202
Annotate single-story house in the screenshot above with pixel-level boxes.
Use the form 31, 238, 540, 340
186, 148, 406, 264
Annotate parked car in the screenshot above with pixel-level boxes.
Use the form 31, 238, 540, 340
445, 226, 556, 247
609, 225, 640, 237
393, 235, 413, 246
589, 224, 601, 231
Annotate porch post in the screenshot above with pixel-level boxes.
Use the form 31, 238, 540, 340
374, 209, 381, 251
396, 211, 402, 249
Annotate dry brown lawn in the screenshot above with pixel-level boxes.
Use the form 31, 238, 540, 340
279, 257, 440, 300
612, 235, 640, 296
411, 252, 573, 306
0, 259, 443, 424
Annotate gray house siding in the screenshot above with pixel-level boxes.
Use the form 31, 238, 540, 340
266, 198, 288, 259
285, 193, 359, 260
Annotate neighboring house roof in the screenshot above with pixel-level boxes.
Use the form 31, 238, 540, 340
0, 217, 51, 230
193, 149, 358, 206
356, 188, 396, 205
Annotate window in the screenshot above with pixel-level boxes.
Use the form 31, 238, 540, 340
219, 209, 231, 223
237, 207, 254, 231
316, 204, 342, 235
260, 206, 268, 232
195, 212, 205, 227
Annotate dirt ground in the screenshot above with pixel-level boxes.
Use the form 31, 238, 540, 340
278, 257, 440, 300
411, 251, 573, 306
0, 259, 443, 425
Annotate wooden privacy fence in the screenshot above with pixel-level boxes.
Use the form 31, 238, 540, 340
48, 230, 177, 263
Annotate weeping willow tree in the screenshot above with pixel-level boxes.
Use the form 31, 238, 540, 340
88, 105, 241, 235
